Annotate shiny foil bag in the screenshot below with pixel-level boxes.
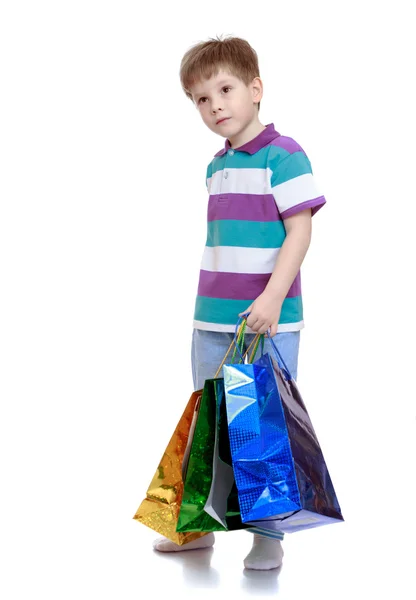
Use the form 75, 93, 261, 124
223, 340, 344, 534
177, 378, 247, 533
133, 391, 210, 545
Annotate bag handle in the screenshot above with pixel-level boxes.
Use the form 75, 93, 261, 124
230, 316, 293, 380
213, 317, 261, 378
248, 333, 264, 363
235, 315, 292, 379
266, 331, 292, 380
232, 315, 266, 364
231, 316, 247, 363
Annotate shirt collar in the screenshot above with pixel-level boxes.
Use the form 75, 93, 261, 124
214, 122, 280, 157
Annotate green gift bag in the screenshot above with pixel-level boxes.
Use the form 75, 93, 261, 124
176, 377, 245, 533
176, 325, 262, 533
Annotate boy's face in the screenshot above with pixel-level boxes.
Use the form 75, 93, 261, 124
190, 69, 263, 138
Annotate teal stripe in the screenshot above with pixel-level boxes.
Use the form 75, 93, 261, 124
207, 220, 286, 248
194, 296, 303, 326
206, 162, 213, 187
269, 149, 313, 187
209, 147, 312, 187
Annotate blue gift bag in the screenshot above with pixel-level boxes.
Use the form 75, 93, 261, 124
223, 319, 344, 533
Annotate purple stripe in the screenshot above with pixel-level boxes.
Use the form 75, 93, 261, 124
270, 135, 305, 155
198, 270, 301, 300
280, 196, 326, 219
208, 194, 280, 222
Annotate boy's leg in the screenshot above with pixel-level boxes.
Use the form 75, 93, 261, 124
191, 328, 235, 390
243, 330, 300, 570
245, 329, 300, 380
154, 329, 233, 553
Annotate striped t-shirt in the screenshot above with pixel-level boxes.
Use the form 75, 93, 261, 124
193, 123, 326, 333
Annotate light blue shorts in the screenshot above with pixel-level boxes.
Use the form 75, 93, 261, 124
191, 328, 300, 391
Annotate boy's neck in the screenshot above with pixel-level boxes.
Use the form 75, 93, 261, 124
227, 117, 267, 150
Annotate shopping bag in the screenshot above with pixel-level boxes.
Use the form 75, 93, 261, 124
204, 377, 247, 531
176, 378, 248, 533
177, 324, 260, 533
133, 391, 210, 546
134, 321, 252, 542
223, 321, 344, 534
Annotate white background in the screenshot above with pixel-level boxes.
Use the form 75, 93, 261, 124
1, 1, 415, 598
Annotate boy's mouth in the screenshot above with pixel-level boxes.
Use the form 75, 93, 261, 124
216, 117, 230, 125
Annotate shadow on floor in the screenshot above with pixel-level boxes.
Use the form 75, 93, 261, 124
153, 547, 220, 588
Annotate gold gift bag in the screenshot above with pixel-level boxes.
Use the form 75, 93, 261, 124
133, 391, 208, 545
133, 321, 260, 545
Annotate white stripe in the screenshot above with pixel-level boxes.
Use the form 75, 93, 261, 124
193, 320, 305, 333
201, 246, 280, 274
271, 173, 320, 213
210, 168, 271, 195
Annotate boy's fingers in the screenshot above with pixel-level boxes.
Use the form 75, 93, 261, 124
270, 324, 278, 337
238, 305, 252, 317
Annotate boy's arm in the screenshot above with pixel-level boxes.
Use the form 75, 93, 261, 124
266, 208, 312, 300
239, 209, 312, 335
240, 143, 326, 335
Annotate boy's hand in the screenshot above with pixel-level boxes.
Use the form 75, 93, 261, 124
239, 291, 282, 336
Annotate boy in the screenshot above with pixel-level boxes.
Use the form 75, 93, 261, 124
153, 36, 326, 570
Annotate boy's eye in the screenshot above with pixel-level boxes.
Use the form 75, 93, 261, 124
198, 87, 231, 104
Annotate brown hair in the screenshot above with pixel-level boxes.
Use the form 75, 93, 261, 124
180, 35, 261, 111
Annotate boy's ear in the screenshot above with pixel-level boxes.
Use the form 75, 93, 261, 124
251, 77, 263, 103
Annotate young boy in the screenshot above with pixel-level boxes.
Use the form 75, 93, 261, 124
153, 35, 326, 570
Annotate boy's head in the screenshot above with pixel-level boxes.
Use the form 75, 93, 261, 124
180, 35, 263, 138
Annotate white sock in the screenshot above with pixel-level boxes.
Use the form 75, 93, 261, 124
243, 534, 284, 570
153, 533, 215, 553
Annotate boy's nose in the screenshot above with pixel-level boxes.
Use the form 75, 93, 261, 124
212, 101, 225, 114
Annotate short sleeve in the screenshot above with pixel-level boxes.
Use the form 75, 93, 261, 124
269, 148, 326, 219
